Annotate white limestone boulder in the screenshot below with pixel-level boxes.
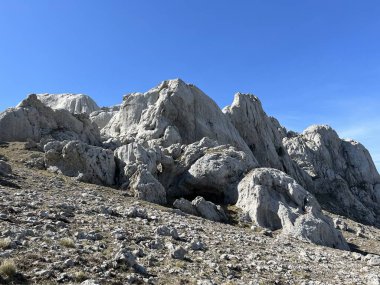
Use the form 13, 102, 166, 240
237, 168, 349, 250
36, 93, 100, 114
173, 196, 228, 222
128, 167, 167, 205
44, 140, 115, 185
182, 144, 256, 203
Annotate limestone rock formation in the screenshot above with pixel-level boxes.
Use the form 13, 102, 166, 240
128, 167, 167, 205
0, 95, 101, 145
173, 196, 228, 222
223, 93, 312, 190
283, 125, 380, 226
237, 168, 349, 250
90, 105, 120, 130
102, 79, 255, 160
114, 137, 255, 204
180, 144, 256, 203
44, 140, 115, 185
2, 79, 380, 251
36, 93, 100, 114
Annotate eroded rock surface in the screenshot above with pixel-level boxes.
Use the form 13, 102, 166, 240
237, 168, 349, 250
90, 105, 120, 130
283, 125, 380, 226
224, 93, 313, 190
173, 196, 228, 222
36, 93, 100, 114
128, 167, 167, 205
44, 140, 115, 185
102, 79, 255, 160
0, 95, 100, 145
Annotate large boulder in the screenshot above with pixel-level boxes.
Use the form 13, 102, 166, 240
102, 79, 256, 160
283, 125, 380, 226
237, 168, 349, 250
223, 93, 312, 190
0, 95, 101, 145
36, 93, 100, 114
44, 140, 115, 185
173, 196, 228, 222
128, 167, 167, 205
180, 144, 256, 203
114, 142, 171, 187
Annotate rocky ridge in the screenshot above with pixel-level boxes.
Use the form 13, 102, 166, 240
0, 79, 380, 284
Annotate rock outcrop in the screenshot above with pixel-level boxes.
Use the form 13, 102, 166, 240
224, 93, 313, 190
114, 137, 256, 204
0, 95, 101, 145
283, 125, 380, 226
103, 79, 256, 160
36, 93, 100, 114
44, 140, 115, 185
178, 143, 256, 203
2, 79, 380, 251
237, 168, 349, 250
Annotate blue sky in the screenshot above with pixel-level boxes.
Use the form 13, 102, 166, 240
0, 1, 380, 168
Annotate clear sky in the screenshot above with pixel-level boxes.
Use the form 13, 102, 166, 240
1, 1, 380, 168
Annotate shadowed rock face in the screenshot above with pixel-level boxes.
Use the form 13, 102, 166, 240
283, 125, 380, 226
0, 94, 101, 145
36, 93, 100, 114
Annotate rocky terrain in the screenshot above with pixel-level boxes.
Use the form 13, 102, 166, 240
0, 78, 379, 284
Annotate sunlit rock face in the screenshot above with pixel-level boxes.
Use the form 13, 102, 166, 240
223, 93, 313, 191
0, 94, 100, 145
36, 93, 100, 114
283, 125, 380, 226
102, 79, 256, 159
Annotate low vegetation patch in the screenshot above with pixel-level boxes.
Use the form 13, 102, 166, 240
0, 259, 16, 278
59, 237, 75, 248
0, 238, 11, 250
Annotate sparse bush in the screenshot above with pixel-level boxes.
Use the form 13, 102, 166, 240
0, 259, 16, 278
0, 238, 11, 250
59, 237, 75, 248
74, 270, 88, 282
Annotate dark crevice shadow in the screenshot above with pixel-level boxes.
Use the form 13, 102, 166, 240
0, 178, 21, 189
348, 242, 377, 256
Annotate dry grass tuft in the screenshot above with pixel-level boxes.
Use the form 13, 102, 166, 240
59, 237, 75, 248
0, 259, 16, 278
0, 238, 11, 250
